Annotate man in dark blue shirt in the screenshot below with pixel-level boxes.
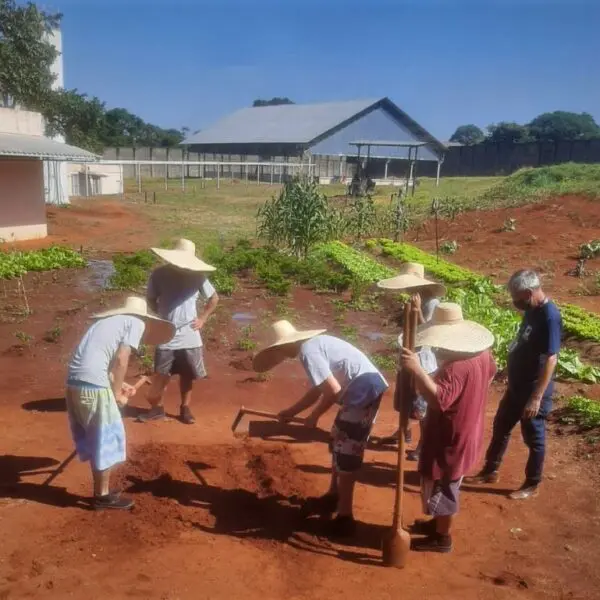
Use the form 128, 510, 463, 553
467, 269, 562, 500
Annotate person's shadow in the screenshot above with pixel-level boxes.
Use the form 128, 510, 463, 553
124, 462, 387, 566
0, 454, 87, 509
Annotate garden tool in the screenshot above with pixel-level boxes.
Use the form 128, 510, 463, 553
42, 376, 149, 486
382, 299, 418, 568
231, 406, 307, 437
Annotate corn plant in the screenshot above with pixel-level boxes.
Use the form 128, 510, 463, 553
257, 176, 342, 258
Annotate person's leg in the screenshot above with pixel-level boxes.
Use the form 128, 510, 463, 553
407, 420, 425, 461
179, 348, 206, 424
510, 396, 552, 499
138, 348, 173, 421
93, 467, 110, 497
468, 392, 522, 482
336, 471, 356, 517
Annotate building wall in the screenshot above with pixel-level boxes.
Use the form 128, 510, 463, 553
309, 106, 441, 161
0, 107, 44, 136
67, 163, 123, 196
0, 160, 47, 242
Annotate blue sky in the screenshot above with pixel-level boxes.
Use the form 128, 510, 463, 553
52, 0, 600, 139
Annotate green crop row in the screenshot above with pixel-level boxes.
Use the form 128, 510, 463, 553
367, 238, 482, 285
0, 246, 86, 279
368, 238, 600, 345
566, 396, 600, 427
317, 241, 394, 283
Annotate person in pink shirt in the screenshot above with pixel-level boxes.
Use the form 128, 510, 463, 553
400, 302, 496, 553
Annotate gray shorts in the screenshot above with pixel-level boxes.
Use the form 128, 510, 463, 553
421, 477, 463, 517
154, 347, 207, 380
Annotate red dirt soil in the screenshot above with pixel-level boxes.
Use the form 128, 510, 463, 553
409, 195, 600, 313
1, 197, 600, 599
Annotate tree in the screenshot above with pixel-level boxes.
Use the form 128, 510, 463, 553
527, 111, 600, 142
486, 122, 532, 144
252, 97, 295, 107
0, 0, 61, 109
44, 89, 106, 152
449, 124, 485, 145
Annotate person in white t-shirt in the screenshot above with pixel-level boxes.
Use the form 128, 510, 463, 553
66, 297, 174, 510
377, 263, 445, 459
253, 320, 389, 538
138, 239, 219, 425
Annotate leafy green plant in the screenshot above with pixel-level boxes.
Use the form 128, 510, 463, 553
110, 250, 156, 290
136, 344, 155, 374
340, 325, 358, 342
440, 240, 459, 255
579, 239, 600, 259
566, 396, 600, 427
237, 326, 257, 351
370, 352, 397, 372
317, 241, 394, 283
347, 193, 377, 241
0, 246, 85, 279
43, 325, 62, 343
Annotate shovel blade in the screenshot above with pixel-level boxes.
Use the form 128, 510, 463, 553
382, 527, 411, 568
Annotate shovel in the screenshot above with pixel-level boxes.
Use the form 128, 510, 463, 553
382, 299, 418, 568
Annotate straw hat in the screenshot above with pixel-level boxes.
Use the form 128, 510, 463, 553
377, 262, 445, 296
415, 302, 494, 354
151, 239, 216, 272
92, 296, 175, 346
253, 320, 326, 373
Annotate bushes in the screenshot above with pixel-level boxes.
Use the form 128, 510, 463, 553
110, 251, 156, 290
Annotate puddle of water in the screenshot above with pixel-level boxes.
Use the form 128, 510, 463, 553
80, 259, 115, 292
232, 312, 257, 324
364, 331, 386, 341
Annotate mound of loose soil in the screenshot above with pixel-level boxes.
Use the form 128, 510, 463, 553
59, 441, 316, 557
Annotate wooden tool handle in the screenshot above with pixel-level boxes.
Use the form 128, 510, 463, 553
133, 376, 150, 390
243, 408, 307, 425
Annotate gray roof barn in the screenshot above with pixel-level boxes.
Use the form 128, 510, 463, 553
183, 97, 446, 161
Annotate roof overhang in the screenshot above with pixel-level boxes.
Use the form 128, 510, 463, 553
0, 132, 98, 162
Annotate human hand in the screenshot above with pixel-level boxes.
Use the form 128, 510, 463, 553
411, 293, 422, 312
121, 382, 137, 398
115, 394, 129, 408
277, 409, 295, 423
191, 317, 206, 331
523, 395, 542, 419
400, 347, 420, 374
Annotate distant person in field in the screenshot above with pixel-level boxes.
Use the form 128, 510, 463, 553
253, 320, 389, 538
138, 239, 219, 425
400, 303, 496, 553
376, 263, 445, 461
467, 270, 562, 500
66, 297, 174, 510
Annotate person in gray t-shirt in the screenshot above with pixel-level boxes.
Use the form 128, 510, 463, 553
138, 239, 219, 425
253, 321, 389, 538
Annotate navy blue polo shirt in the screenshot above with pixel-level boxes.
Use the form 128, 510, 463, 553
507, 300, 562, 398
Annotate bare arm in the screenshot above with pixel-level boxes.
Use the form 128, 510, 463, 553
279, 386, 322, 420
524, 354, 558, 418
110, 344, 132, 400
305, 376, 342, 425
193, 293, 219, 330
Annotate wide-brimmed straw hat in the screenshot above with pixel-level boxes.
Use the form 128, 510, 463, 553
151, 239, 216, 272
92, 296, 175, 346
416, 302, 494, 353
377, 262, 445, 296
253, 320, 326, 373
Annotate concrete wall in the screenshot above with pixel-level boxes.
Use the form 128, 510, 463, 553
0, 160, 47, 242
0, 107, 44, 136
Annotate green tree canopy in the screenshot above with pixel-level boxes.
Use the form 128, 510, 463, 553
0, 0, 60, 109
449, 124, 485, 145
486, 122, 532, 144
527, 111, 600, 142
253, 97, 295, 107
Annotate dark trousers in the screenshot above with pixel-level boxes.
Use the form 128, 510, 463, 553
484, 391, 552, 486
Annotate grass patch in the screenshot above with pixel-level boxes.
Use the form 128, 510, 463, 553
370, 352, 397, 372
480, 163, 600, 206
110, 250, 156, 290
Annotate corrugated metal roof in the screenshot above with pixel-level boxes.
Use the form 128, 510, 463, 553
0, 132, 97, 161
183, 99, 381, 145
